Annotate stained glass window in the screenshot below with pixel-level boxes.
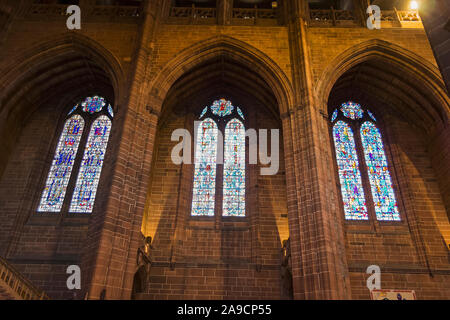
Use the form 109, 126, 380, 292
68, 105, 78, 116
223, 119, 245, 217
367, 110, 376, 121
332, 121, 368, 220
38, 115, 84, 212
69, 115, 112, 213
191, 118, 218, 216
237, 107, 245, 120
200, 106, 208, 118
108, 105, 114, 118
331, 109, 338, 122
341, 101, 363, 120
360, 122, 400, 221
81, 96, 105, 114
211, 99, 234, 117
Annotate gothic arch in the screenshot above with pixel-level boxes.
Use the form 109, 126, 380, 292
146, 35, 295, 117
0, 32, 126, 112
316, 39, 450, 127
0, 32, 126, 179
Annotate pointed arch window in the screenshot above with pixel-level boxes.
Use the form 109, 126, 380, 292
332, 120, 368, 220
70, 115, 112, 213
223, 118, 246, 217
38, 96, 114, 214
191, 118, 218, 217
191, 99, 246, 217
38, 115, 85, 212
330, 101, 400, 221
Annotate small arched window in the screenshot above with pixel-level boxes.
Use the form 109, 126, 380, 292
330, 101, 400, 221
191, 99, 246, 217
38, 96, 114, 214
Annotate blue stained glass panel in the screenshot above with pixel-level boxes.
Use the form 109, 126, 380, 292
38, 115, 84, 212
200, 106, 208, 118
210, 99, 234, 117
191, 118, 218, 216
332, 121, 368, 220
223, 119, 245, 217
69, 115, 112, 213
237, 107, 245, 120
68, 105, 78, 116
331, 109, 338, 122
81, 96, 105, 114
341, 101, 363, 120
108, 104, 114, 118
360, 122, 400, 221
367, 110, 376, 121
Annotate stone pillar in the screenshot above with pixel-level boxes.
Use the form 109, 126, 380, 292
217, 0, 233, 25
420, 0, 450, 93
283, 0, 351, 299
353, 0, 369, 27
80, 0, 163, 300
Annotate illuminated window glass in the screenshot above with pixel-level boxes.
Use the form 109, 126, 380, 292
223, 118, 245, 217
331, 109, 338, 122
38, 115, 84, 212
82, 96, 106, 114
367, 110, 376, 121
237, 107, 245, 120
360, 121, 400, 221
108, 105, 114, 118
69, 115, 112, 213
200, 106, 208, 118
191, 118, 218, 216
332, 121, 368, 220
68, 105, 78, 116
341, 101, 363, 120
210, 99, 234, 117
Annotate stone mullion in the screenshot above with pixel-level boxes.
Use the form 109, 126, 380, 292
81, 0, 164, 300
285, 0, 350, 299
216, 120, 225, 223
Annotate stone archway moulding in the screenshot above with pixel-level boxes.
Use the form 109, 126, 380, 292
315, 39, 450, 122
146, 35, 295, 117
0, 32, 126, 115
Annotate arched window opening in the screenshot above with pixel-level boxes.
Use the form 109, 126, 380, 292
223, 118, 246, 217
70, 115, 112, 213
191, 118, 218, 216
330, 101, 401, 221
332, 120, 368, 220
360, 121, 400, 221
191, 98, 246, 217
38, 115, 85, 212
38, 96, 114, 214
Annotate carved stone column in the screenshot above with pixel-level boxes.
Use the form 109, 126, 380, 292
283, 0, 351, 299
420, 0, 450, 93
217, 0, 233, 25
353, 0, 369, 27
80, 0, 164, 300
